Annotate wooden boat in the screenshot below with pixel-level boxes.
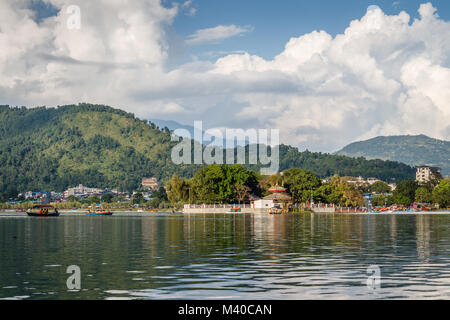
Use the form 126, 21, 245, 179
87, 209, 113, 216
227, 206, 242, 214
268, 207, 282, 215
27, 205, 60, 217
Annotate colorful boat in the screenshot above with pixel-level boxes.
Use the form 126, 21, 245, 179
87, 209, 113, 216
228, 206, 242, 213
87, 204, 113, 216
27, 205, 60, 217
268, 207, 282, 215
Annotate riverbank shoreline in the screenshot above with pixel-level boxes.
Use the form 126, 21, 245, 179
1, 210, 449, 217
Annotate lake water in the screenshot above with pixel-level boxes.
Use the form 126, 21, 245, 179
1, 212, 449, 300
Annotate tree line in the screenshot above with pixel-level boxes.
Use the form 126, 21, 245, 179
166, 164, 449, 209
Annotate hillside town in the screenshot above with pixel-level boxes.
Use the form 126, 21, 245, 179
15, 177, 161, 205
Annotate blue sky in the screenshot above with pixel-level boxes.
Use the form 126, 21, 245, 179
32, 0, 450, 61
168, 0, 450, 61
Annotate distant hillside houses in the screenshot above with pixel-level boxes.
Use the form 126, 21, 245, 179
63, 184, 125, 199
63, 184, 104, 198
23, 191, 63, 203
323, 176, 381, 185
416, 166, 442, 184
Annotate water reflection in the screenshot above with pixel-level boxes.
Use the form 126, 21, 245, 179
0, 213, 449, 299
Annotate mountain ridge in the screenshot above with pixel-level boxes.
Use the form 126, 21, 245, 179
336, 134, 450, 176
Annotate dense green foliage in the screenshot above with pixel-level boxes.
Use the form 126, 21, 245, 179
415, 187, 432, 203
166, 165, 260, 207
372, 194, 395, 207
277, 145, 414, 182
277, 168, 321, 204
0, 104, 415, 200
336, 134, 450, 176
393, 180, 419, 206
369, 181, 392, 194
168, 166, 365, 207
432, 178, 450, 208
189, 164, 260, 204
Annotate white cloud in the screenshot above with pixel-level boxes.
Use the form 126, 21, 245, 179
182, 0, 193, 8
186, 25, 254, 45
0, 0, 178, 114
187, 7, 197, 16
367, 5, 381, 12
0, 1, 449, 152
181, 0, 196, 16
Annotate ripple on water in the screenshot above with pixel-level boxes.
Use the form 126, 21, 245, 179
1, 213, 450, 299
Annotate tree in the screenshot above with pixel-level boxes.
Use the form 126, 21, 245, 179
235, 184, 251, 204
190, 164, 259, 204
101, 193, 114, 203
86, 196, 100, 205
148, 187, 169, 208
415, 187, 431, 203
67, 195, 80, 202
342, 188, 365, 207
420, 178, 441, 193
281, 169, 321, 204
432, 178, 450, 208
312, 175, 364, 207
132, 192, 144, 205
393, 180, 418, 205
395, 195, 412, 206
370, 181, 391, 194
372, 194, 394, 207
166, 174, 189, 206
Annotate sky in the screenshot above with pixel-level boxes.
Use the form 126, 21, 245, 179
1, 0, 449, 152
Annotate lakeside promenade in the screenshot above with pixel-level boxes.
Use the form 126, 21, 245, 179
182, 204, 449, 214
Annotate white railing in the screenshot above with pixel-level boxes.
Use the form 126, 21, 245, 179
184, 204, 252, 209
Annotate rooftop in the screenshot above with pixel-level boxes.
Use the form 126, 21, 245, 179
268, 186, 287, 193
263, 192, 292, 201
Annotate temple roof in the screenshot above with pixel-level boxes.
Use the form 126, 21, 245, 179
268, 186, 286, 193
263, 192, 292, 201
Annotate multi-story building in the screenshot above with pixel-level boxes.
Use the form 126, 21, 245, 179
63, 184, 104, 198
416, 166, 442, 184
142, 177, 158, 190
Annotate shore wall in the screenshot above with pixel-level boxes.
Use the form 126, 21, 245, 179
311, 207, 336, 213
183, 207, 270, 214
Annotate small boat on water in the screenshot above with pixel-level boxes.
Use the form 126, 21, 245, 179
27, 205, 60, 217
268, 208, 282, 215
227, 205, 242, 214
269, 204, 283, 215
86, 206, 113, 216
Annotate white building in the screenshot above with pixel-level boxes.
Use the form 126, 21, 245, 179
416, 166, 442, 184
64, 184, 104, 198
252, 199, 274, 209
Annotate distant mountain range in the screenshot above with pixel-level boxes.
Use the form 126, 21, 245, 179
336, 135, 450, 176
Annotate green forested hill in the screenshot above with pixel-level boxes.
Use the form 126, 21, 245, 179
336, 135, 450, 176
0, 104, 415, 198
0, 104, 201, 197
